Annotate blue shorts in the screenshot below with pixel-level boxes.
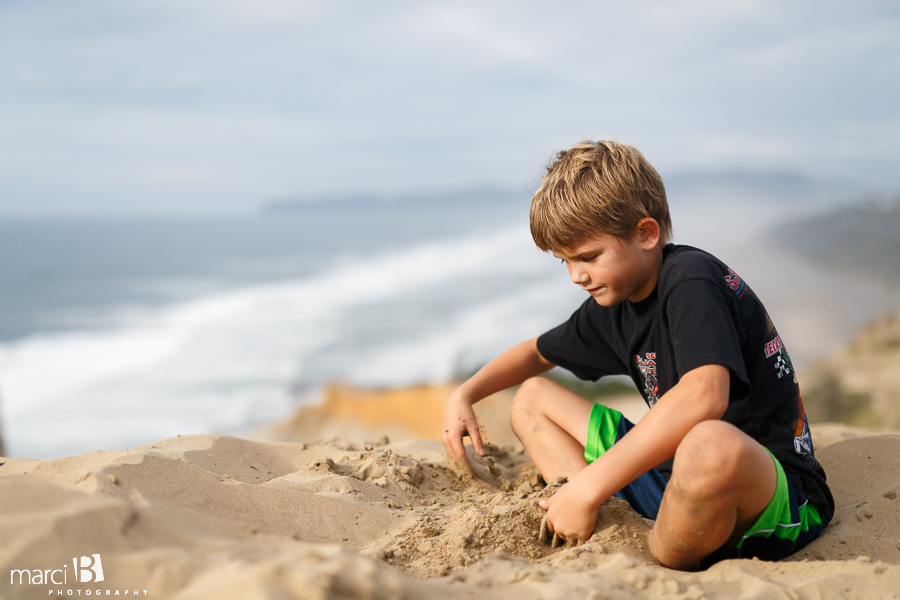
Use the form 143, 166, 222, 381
585, 403, 828, 563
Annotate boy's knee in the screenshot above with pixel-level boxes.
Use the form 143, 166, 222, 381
510, 377, 552, 431
512, 376, 553, 407
671, 420, 746, 498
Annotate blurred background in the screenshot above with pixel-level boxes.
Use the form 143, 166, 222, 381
0, 0, 898, 459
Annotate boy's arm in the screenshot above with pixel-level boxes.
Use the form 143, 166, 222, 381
442, 337, 555, 465
540, 363, 730, 542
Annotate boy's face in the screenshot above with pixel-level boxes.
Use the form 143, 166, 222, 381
553, 219, 662, 307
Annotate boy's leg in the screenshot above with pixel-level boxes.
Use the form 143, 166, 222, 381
512, 377, 668, 520
510, 377, 594, 481
650, 420, 778, 570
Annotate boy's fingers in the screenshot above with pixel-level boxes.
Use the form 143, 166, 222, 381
442, 432, 462, 465
468, 424, 486, 457
455, 432, 474, 467
445, 418, 485, 466
450, 437, 467, 466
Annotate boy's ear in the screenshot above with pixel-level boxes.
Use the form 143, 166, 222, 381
636, 218, 661, 250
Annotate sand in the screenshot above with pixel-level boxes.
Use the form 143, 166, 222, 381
0, 392, 6, 457
3, 388, 900, 599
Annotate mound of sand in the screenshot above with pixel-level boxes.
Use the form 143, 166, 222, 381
3, 423, 900, 599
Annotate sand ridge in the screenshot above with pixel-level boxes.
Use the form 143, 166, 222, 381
3, 428, 900, 599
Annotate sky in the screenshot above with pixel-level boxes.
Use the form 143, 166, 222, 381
0, 0, 898, 217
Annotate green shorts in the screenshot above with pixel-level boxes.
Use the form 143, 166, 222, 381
586, 403, 828, 562
734, 449, 825, 560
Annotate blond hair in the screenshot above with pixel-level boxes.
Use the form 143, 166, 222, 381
530, 140, 672, 252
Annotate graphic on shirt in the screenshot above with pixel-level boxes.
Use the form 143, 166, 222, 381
765, 334, 795, 380
793, 396, 818, 468
774, 353, 791, 379
724, 268, 747, 299
633, 352, 660, 407
764, 335, 784, 358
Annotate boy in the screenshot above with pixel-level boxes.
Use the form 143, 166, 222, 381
441, 141, 833, 570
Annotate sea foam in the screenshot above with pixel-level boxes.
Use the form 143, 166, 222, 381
0, 225, 579, 458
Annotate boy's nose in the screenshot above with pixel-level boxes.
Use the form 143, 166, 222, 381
568, 264, 589, 285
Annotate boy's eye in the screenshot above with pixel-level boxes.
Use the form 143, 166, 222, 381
559, 255, 597, 264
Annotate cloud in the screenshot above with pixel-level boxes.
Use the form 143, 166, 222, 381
0, 0, 898, 215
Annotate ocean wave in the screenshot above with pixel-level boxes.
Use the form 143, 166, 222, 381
0, 226, 579, 458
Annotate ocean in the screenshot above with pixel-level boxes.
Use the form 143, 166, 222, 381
1, 181, 894, 459
0, 191, 586, 459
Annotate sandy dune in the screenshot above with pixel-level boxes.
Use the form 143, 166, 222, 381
3, 414, 900, 600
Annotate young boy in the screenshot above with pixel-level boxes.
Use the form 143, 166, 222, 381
441, 141, 833, 570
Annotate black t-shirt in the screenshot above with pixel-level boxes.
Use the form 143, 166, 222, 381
537, 244, 834, 518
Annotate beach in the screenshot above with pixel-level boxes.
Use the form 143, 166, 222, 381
2, 193, 899, 599
3, 2, 900, 596
3, 380, 900, 600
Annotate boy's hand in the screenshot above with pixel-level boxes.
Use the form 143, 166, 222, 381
441, 391, 486, 466
538, 480, 602, 545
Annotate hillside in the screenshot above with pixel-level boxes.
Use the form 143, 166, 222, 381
801, 313, 900, 429
769, 198, 900, 281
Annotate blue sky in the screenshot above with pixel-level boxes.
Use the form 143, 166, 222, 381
1, 0, 898, 216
